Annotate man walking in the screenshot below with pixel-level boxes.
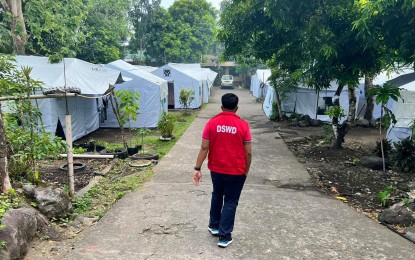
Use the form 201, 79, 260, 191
193, 93, 252, 248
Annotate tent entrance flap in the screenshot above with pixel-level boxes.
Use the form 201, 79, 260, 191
168, 82, 175, 109
55, 119, 66, 140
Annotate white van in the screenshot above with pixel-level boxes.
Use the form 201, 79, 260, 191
221, 75, 234, 89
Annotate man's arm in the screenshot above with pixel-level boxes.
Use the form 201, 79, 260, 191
193, 139, 209, 186
244, 143, 252, 176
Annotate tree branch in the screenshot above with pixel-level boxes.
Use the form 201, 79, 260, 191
0, 0, 10, 12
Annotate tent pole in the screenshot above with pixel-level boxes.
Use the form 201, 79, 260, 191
65, 115, 75, 198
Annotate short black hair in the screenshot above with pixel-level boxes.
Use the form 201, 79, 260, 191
222, 93, 238, 110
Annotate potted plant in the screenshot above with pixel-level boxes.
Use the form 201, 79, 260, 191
108, 89, 140, 156
157, 112, 175, 141
99, 141, 129, 159
127, 128, 141, 156
131, 128, 159, 160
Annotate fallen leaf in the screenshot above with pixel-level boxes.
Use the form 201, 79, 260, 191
330, 186, 339, 194
335, 196, 347, 201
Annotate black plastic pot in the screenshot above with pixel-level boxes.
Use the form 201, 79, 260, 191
86, 144, 105, 153
127, 146, 141, 156
100, 148, 128, 159
59, 162, 86, 171
74, 142, 105, 153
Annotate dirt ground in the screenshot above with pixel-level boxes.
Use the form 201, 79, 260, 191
48, 123, 409, 219
274, 121, 414, 220
25, 121, 413, 259
39, 158, 110, 191
25, 128, 148, 260
37, 128, 129, 193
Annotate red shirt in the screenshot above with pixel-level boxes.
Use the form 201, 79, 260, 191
202, 111, 252, 175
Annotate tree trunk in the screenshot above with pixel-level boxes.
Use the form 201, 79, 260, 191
333, 121, 351, 149
332, 84, 355, 149
0, 107, 12, 194
331, 84, 343, 147
1, 0, 27, 54
332, 84, 356, 148
109, 94, 128, 149
364, 75, 374, 120
274, 88, 284, 120
139, 39, 144, 65
379, 108, 386, 172
347, 84, 357, 123
331, 95, 343, 149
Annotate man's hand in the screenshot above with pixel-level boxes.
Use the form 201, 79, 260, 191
193, 171, 202, 186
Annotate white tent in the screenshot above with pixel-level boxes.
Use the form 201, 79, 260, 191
168, 64, 217, 104
151, 64, 204, 109
168, 63, 201, 69
357, 68, 415, 119
102, 60, 168, 128
263, 86, 276, 118
264, 81, 359, 122
134, 65, 157, 73
251, 69, 271, 98
12, 56, 123, 141
250, 73, 258, 93
193, 68, 217, 104
384, 73, 415, 143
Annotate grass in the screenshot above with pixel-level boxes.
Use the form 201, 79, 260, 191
73, 111, 197, 217
0, 192, 22, 225
142, 112, 197, 157
96, 112, 197, 158
73, 166, 153, 217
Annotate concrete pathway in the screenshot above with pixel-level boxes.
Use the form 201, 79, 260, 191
64, 87, 415, 259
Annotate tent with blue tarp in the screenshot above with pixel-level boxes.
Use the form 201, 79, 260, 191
10, 55, 124, 141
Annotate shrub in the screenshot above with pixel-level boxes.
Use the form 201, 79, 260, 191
381, 113, 392, 130
112, 90, 140, 148
179, 89, 195, 110
323, 124, 334, 143
0, 56, 67, 187
325, 105, 345, 120
157, 112, 175, 138
0, 192, 21, 225
301, 114, 311, 121
5, 114, 66, 183
114, 90, 140, 125
377, 184, 393, 207
392, 137, 415, 172
288, 112, 307, 122
269, 102, 280, 121
73, 147, 87, 154
374, 139, 392, 158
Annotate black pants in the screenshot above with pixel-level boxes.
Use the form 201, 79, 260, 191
209, 171, 246, 239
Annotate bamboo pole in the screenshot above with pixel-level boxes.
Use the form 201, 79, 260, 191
60, 154, 114, 159
0, 93, 77, 101
65, 115, 75, 198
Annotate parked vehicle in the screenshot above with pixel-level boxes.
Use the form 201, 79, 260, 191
221, 75, 234, 89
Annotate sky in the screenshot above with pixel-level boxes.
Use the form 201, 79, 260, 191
160, 0, 222, 10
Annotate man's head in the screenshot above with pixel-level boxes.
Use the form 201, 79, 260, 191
221, 93, 239, 111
